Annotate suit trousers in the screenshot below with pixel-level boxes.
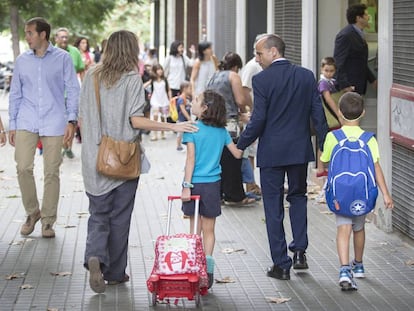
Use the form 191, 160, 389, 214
260, 164, 308, 270
15, 130, 63, 225
84, 178, 139, 282
220, 145, 245, 202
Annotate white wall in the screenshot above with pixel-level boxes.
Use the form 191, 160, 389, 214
235, 0, 247, 62
376, 0, 393, 232
302, 0, 317, 73
317, 0, 346, 67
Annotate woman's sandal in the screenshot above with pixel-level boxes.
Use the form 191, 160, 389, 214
247, 183, 262, 195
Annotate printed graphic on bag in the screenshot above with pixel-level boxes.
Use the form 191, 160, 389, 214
155, 234, 205, 275
147, 234, 209, 291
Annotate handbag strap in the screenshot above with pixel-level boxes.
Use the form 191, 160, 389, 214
94, 74, 101, 121
181, 55, 187, 75
94, 74, 104, 138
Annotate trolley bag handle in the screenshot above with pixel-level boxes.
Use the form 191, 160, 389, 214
166, 195, 200, 236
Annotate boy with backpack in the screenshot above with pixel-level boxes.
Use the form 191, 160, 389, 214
320, 92, 394, 291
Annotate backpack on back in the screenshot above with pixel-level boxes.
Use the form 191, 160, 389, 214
169, 95, 187, 123
169, 96, 179, 122
325, 129, 378, 217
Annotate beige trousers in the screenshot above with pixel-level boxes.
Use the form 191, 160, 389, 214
15, 130, 63, 225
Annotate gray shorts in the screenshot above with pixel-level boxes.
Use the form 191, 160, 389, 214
182, 180, 221, 218
335, 214, 366, 232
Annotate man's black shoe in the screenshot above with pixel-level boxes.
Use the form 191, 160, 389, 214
266, 265, 290, 280
293, 251, 309, 269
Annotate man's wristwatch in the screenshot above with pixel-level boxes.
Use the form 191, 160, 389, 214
68, 120, 78, 127
182, 181, 194, 188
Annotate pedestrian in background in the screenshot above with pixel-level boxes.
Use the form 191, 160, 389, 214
144, 47, 158, 67
79, 30, 197, 294
8, 17, 80, 239
74, 36, 95, 143
148, 64, 171, 141
316, 56, 341, 178
237, 34, 328, 280
176, 81, 192, 151
334, 3, 376, 95
74, 36, 95, 81
206, 52, 254, 206
240, 34, 267, 198
164, 40, 195, 97
190, 41, 218, 97
55, 27, 85, 159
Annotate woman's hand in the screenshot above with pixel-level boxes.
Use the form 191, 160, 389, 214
239, 112, 251, 124
174, 121, 198, 133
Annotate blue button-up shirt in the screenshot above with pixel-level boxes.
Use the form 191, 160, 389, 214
9, 43, 80, 136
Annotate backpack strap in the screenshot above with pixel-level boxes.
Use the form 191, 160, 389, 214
332, 128, 347, 145
359, 131, 375, 147
179, 94, 186, 105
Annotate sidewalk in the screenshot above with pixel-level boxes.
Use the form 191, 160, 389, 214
0, 111, 413, 310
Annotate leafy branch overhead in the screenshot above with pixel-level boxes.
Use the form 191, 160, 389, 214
1, 0, 150, 61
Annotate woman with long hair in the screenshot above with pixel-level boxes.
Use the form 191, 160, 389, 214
79, 30, 197, 294
163, 40, 195, 97
74, 36, 95, 80
190, 41, 218, 97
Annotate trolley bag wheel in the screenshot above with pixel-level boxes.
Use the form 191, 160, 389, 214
195, 291, 201, 307
152, 292, 157, 306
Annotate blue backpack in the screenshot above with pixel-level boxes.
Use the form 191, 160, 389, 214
325, 129, 378, 217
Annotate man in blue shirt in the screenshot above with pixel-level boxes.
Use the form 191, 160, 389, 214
8, 17, 80, 238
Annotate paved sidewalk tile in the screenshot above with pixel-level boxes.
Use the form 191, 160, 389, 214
0, 127, 413, 310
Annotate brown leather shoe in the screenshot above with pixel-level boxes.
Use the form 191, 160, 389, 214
42, 224, 55, 238
20, 209, 41, 235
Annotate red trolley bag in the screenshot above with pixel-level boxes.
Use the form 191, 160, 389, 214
147, 195, 208, 306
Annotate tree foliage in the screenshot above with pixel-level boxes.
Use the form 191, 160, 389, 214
0, 0, 149, 60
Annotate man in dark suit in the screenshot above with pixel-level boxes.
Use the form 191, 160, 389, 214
237, 34, 328, 280
334, 3, 376, 95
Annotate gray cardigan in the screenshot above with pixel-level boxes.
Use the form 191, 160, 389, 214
79, 69, 145, 195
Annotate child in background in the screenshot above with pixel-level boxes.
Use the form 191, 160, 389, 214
149, 64, 171, 141
320, 92, 393, 291
317, 57, 341, 177
181, 90, 243, 289
176, 81, 192, 151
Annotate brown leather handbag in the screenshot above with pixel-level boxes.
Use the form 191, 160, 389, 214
94, 75, 141, 180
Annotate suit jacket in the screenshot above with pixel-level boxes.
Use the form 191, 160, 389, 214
333, 24, 376, 95
237, 60, 328, 167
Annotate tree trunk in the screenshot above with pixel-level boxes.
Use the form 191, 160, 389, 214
10, 4, 20, 61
